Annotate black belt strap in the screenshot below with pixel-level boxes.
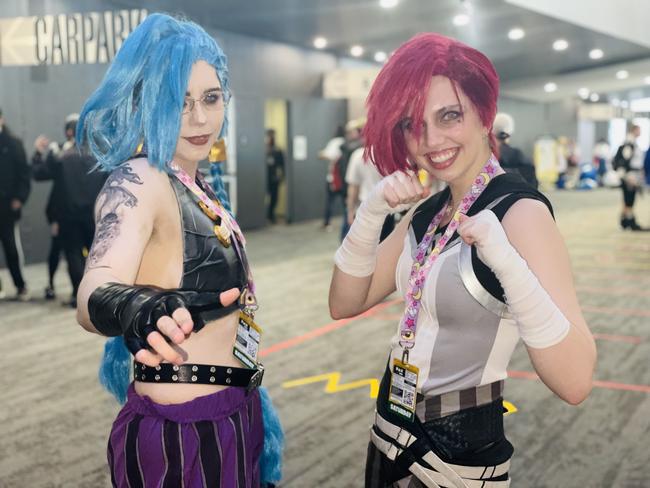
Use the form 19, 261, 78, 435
133, 361, 264, 392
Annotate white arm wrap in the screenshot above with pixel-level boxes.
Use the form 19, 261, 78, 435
471, 210, 571, 349
334, 198, 391, 277
494, 248, 571, 348
334, 177, 413, 278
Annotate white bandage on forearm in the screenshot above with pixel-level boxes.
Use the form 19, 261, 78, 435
335, 172, 422, 277
494, 250, 571, 348
334, 198, 391, 277
470, 210, 570, 349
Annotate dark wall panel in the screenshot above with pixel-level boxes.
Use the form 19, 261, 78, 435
287, 98, 347, 223
232, 95, 266, 229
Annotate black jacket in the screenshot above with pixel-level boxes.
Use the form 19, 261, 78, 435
32, 143, 106, 222
612, 141, 636, 173
0, 128, 30, 218
266, 147, 285, 188
498, 142, 538, 189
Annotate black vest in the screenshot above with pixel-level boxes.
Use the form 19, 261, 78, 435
169, 174, 248, 321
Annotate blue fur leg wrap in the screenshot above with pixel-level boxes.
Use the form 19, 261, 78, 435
258, 386, 284, 485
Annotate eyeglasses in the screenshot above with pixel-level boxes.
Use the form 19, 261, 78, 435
182, 91, 227, 114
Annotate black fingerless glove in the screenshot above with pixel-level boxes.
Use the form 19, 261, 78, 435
88, 283, 233, 355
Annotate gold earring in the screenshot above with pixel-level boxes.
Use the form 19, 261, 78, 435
209, 138, 227, 163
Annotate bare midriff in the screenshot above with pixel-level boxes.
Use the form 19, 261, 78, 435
134, 312, 242, 404
132, 177, 245, 405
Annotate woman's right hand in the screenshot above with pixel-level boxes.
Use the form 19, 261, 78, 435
134, 288, 241, 366
365, 170, 430, 216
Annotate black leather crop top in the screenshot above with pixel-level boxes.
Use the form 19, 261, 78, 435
169, 173, 248, 321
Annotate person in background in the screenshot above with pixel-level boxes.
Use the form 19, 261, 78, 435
32, 114, 77, 300
338, 118, 365, 240
265, 128, 285, 224
345, 139, 395, 242
319, 125, 345, 231
493, 112, 538, 189
32, 113, 107, 306
593, 137, 610, 187
0, 108, 30, 301
613, 124, 647, 231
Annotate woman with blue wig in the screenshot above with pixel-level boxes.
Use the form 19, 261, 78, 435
76, 13, 283, 487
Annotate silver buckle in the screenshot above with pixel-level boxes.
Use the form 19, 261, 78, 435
247, 364, 264, 392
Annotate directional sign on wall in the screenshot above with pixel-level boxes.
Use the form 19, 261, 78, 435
0, 9, 147, 66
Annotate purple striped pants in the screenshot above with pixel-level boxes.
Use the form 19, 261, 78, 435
107, 384, 264, 488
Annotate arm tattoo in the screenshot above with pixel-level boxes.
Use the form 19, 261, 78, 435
87, 165, 144, 268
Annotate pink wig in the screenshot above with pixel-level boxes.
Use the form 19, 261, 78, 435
364, 33, 500, 176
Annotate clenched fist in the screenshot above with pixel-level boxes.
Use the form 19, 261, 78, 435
458, 210, 514, 273
366, 170, 430, 216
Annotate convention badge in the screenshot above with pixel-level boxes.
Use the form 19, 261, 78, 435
388, 358, 419, 422
232, 311, 263, 369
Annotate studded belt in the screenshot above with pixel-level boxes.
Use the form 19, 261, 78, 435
133, 361, 264, 392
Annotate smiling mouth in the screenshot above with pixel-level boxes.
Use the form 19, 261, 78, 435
183, 134, 211, 146
424, 148, 459, 169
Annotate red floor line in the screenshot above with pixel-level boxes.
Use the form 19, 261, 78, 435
259, 298, 402, 357
260, 307, 646, 356
508, 370, 650, 393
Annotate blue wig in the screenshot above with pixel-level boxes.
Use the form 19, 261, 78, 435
77, 13, 230, 173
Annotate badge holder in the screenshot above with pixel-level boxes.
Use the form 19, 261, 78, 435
388, 347, 419, 422
232, 287, 263, 370
233, 311, 263, 369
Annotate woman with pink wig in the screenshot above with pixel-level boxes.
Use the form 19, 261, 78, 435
329, 33, 596, 487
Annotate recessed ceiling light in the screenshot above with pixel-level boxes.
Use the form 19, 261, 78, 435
589, 49, 604, 60
379, 0, 399, 8
589, 93, 600, 102
374, 51, 387, 63
508, 28, 525, 41
620, 100, 629, 108
611, 98, 621, 107
313, 37, 327, 49
544, 82, 557, 93
453, 14, 470, 26
350, 45, 364, 57
616, 70, 629, 80
553, 39, 569, 51
577, 87, 590, 99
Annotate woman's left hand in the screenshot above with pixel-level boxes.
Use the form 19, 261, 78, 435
457, 210, 513, 272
